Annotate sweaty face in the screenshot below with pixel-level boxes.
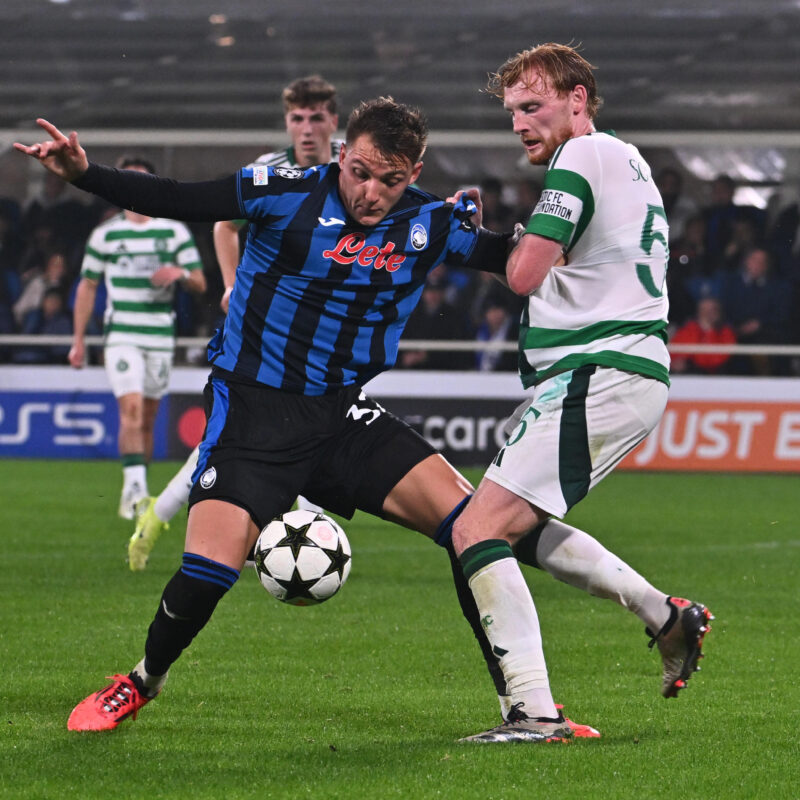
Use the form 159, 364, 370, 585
503, 69, 588, 165
285, 103, 339, 168
337, 135, 422, 226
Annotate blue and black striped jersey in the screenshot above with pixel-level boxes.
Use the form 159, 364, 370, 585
73, 160, 509, 396
211, 163, 500, 394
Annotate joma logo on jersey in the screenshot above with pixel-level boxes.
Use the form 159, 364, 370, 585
322, 233, 406, 272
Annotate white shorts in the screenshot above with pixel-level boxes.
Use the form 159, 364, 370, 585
104, 344, 173, 400
485, 366, 668, 518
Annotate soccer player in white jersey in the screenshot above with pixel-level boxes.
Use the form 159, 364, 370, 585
69, 156, 206, 520
448, 43, 712, 743
129, 77, 341, 570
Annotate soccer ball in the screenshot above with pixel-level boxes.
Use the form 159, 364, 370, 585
253, 509, 352, 606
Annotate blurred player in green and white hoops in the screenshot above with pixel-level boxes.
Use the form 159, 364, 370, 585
69, 155, 206, 520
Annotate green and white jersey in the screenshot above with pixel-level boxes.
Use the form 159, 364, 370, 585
521, 131, 670, 388
81, 213, 202, 351
250, 140, 344, 169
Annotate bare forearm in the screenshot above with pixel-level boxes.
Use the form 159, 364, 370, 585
72, 279, 97, 340
506, 233, 564, 295
213, 219, 243, 290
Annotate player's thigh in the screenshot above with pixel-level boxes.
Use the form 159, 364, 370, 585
305, 389, 446, 530
381, 453, 473, 537
142, 349, 173, 400
485, 366, 667, 518
105, 344, 145, 398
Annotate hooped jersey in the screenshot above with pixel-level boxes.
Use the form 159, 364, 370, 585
81, 213, 202, 351
521, 131, 670, 388
209, 162, 485, 395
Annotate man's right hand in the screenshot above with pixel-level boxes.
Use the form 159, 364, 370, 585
13, 119, 90, 182
68, 340, 85, 369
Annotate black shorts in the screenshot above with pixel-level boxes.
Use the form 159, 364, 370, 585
188, 376, 437, 530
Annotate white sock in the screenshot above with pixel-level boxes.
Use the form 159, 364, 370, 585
468, 556, 557, 719
296, 495, 323, 513
153, 446, 199, 522
130, 657, 168, 698
123, 464, 148, 497
533, 519, 670, 632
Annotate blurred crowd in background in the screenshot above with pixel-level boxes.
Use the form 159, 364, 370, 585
1, 166, 799, 375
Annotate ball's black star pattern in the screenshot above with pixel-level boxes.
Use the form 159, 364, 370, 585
255, 515, 350, 605
269, 565, 325, 605
320, 538, 351, 581
273, 522, 317, 558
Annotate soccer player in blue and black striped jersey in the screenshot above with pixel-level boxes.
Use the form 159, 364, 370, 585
18, 100, 519, 734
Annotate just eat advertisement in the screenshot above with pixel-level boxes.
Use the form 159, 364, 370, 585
622, 377, 800, 472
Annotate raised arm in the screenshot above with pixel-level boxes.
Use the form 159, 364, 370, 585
15, 119, 242, 222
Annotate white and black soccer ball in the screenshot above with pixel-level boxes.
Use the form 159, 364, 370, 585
253, 509, 351, 606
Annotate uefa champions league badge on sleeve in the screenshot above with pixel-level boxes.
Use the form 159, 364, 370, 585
274, 167, 305, 180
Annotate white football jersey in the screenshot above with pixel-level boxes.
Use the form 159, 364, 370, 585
521, 131, 670, 388
250, 140, 344, 169
81, 213, 202, 351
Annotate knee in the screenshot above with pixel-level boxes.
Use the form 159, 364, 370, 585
452, 510, 499, 556
118, 398, 144, 429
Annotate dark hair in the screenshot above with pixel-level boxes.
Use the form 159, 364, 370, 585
487, 42, 602, 119
282, 75, 338, 114
345, 97, 428, 166
116, 155, 156, 174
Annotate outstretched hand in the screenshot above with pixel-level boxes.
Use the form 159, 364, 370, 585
13, 119, 89, 182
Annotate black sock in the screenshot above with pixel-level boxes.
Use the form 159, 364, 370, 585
143, 553, 239, 677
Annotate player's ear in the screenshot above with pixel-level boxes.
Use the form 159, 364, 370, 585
571, 84, 588, 115
410, 160, 423, 185
338, 144, 347, 166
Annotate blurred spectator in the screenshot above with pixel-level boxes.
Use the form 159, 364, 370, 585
670, 296, 736, 375
13, 286, 73, 364
12, 248, 69, 329
718, 213, 763, 273
721, 247, 791, 375
20, 172, 104, 271
0, 205, 23, 348
399, 267, 472, 370
474, 291, 520, 371
0, 262, 17, 361
667, 214, 721, 328
656, 167, 698, 243
0, 203, 23, 274
510, 178, 542, 223
702, 174, 765, 270
765, 184, 800, 280
480, 177, 516, 232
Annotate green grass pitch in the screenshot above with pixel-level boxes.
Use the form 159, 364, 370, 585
1, 460, 798, 799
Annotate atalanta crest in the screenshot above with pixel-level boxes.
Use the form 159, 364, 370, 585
410, 223, 428, 250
